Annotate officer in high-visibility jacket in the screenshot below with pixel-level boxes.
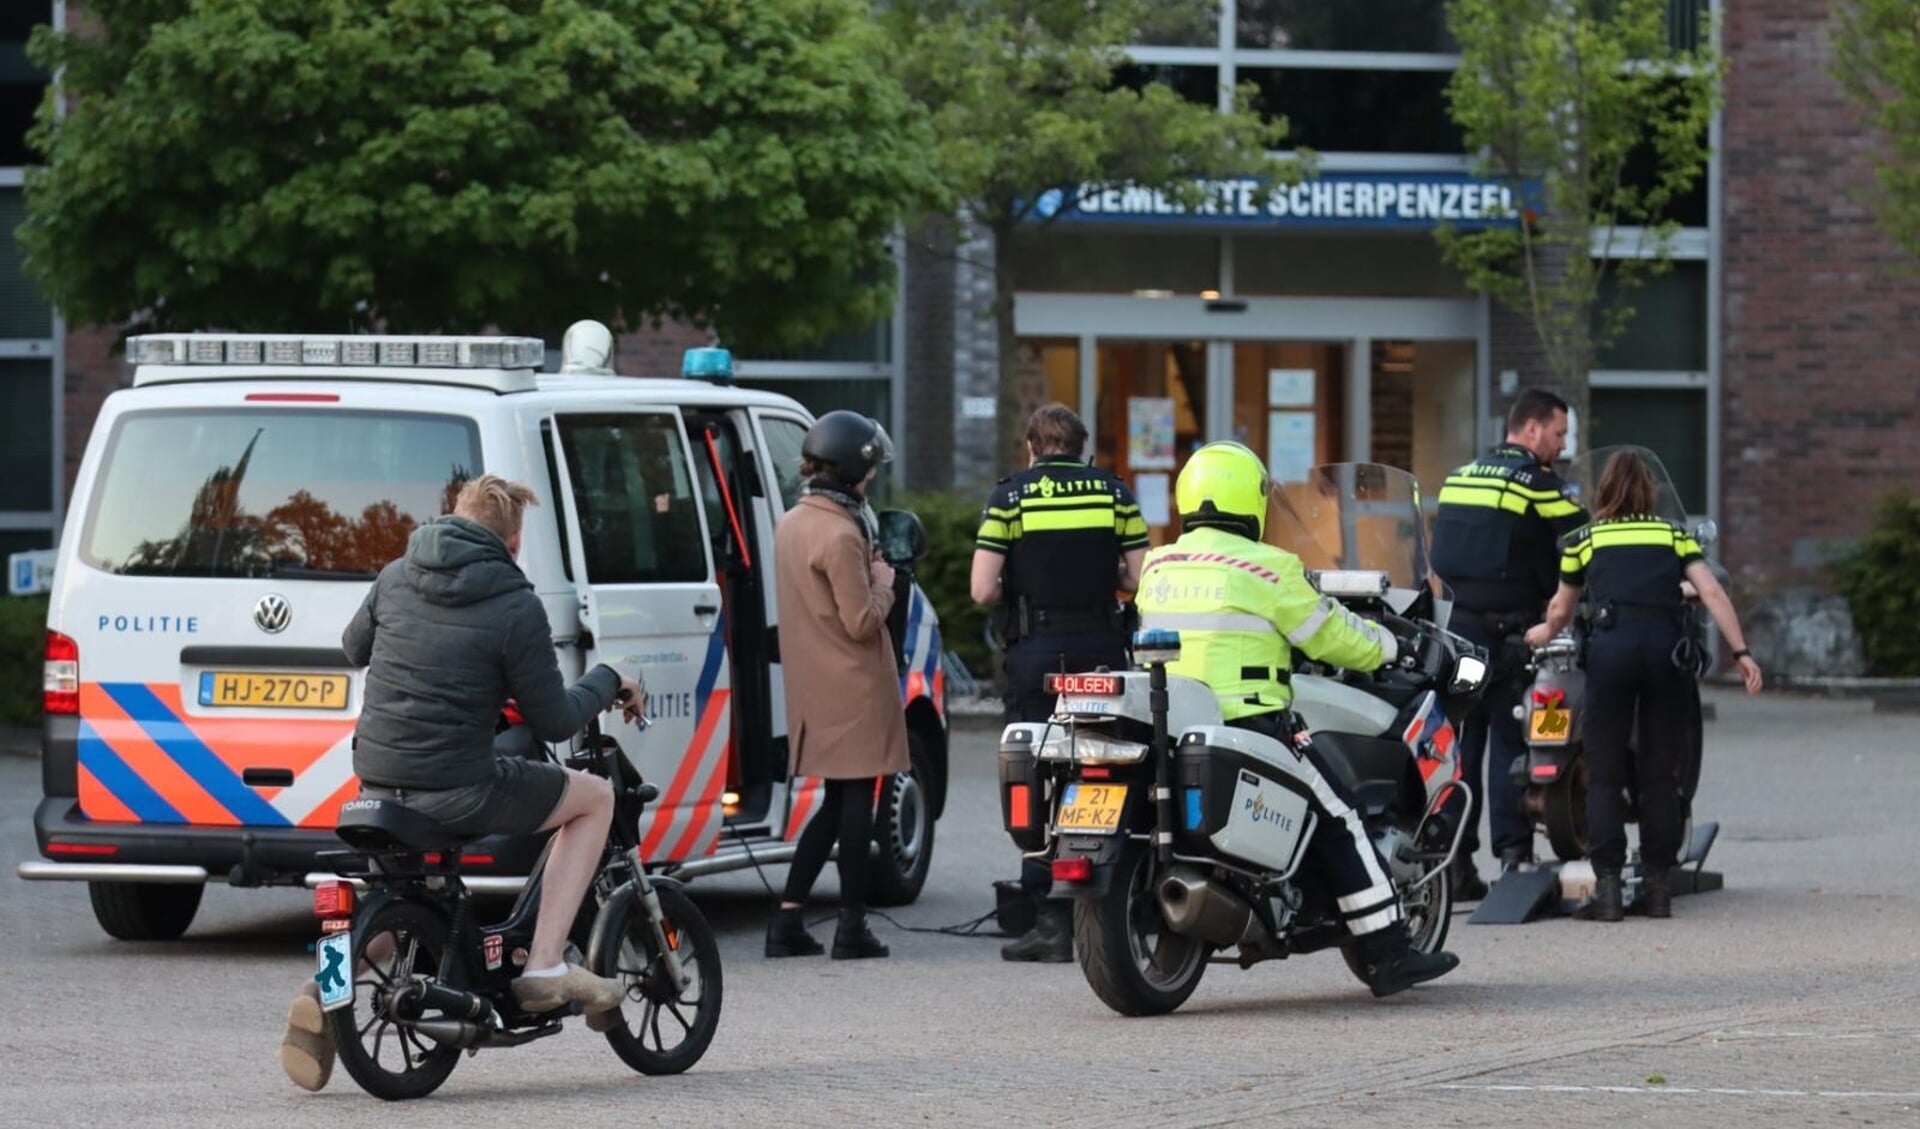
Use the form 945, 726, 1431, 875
1135, 441, 1459, 998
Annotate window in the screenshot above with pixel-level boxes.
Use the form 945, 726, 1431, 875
558, 414, 709, 584
0, 359, 51, 511
1593, 262, 1707, 372
1111, 64, 1220, 110
83, 410, 480, 578
1243, 68, 1463, 153
1237, 0, 1454, 51
1588, 388, 1708, 514
1006, 228, 1220, 294
757, 415, 810, 512
1134, 2, 1219, 47
0, 191, 51, 338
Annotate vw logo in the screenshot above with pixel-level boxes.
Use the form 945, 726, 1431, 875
253, 594, 292, 634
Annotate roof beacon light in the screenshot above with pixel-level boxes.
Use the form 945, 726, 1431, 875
560, 320, 615, 375
125, 333, 546, 371
683, 347, 734, 384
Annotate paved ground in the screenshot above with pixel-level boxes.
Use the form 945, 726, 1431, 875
5, 690, 1919, 1127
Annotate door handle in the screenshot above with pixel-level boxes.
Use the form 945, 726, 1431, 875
693, 604, 719, 616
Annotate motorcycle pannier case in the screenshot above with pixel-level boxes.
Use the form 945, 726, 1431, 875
998, 725, 1051, 852
1174, 727, 1319, 877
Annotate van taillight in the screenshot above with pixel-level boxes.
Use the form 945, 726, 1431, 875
45, 631, 79, 716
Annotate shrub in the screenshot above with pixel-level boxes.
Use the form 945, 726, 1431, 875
896, 490, 992, 681
0, 596, 48, 727
1834, 493, 1920, 676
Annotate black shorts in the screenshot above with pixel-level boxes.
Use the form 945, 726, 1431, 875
361, 757, 569, 837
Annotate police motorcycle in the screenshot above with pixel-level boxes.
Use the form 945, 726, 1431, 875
1517, 445, 1717, 864
998, 463, 1488, 1016
307, 689, 720, 1100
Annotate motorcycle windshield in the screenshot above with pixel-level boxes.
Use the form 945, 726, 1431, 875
1264, 462, 1447, 619
1564, 445, 1688, 524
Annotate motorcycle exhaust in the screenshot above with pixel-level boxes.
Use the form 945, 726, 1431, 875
391, 980, 494, 1024
410, 1018, 486, 1048
1157, 866, 1258, 947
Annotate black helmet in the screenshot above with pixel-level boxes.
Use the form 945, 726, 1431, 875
802, 410, 894, 487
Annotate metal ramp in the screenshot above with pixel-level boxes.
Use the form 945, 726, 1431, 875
1466, 820, 1723, 925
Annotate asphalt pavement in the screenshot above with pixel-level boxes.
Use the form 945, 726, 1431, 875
4, 691, 1918, 1127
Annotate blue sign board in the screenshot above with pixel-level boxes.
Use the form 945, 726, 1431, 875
8, 550, 54, 597
1030, 173, 1528, 230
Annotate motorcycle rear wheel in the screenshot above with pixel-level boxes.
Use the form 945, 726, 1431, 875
1073, 843, 1209, 1017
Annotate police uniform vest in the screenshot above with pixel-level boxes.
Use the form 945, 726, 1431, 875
1431, 443, 1586, 613
1559, 516, 1704, 616
976, 457, 1148, 632
1135, 527, 1390, 721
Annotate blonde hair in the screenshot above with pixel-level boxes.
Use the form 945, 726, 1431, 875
453, 475, 539, 542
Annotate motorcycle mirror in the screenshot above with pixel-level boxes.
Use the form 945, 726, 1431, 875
1450, 655, 1488, 694
1694, 519, 1719, 548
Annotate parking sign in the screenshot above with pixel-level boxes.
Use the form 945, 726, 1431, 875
7, 550, 54, 597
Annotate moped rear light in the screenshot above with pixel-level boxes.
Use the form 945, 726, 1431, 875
45, 631, 79, 716
1052, 857, 1093, 883
1530, 764, 1560, 781
313, 880, 354, 919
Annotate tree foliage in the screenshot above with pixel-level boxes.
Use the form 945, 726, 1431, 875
1438, 0, 1721, 410
22, 0, 938, 348
877, 0, 1292, 468
1834, 0, 1920, 260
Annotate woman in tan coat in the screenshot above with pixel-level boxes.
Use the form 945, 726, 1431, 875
766, 411, 908, 961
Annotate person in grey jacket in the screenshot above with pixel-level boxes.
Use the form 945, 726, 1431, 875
280, 475, 642, 1092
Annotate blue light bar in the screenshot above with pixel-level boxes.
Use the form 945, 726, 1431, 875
683, 347, 734, 383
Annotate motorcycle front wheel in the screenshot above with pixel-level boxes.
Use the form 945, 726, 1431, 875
1073, 843, 1209, 1017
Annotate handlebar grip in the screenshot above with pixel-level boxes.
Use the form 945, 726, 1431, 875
636, 782, 660, 804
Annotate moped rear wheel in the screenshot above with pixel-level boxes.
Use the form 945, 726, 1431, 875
1543, 751, 1589, 862
592, 884, 722, 1075
330, 899, 462, 1102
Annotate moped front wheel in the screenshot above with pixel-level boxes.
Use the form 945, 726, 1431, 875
591, 883, 722, 1075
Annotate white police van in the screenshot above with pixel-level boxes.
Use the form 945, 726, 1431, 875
20, 325, 948, 941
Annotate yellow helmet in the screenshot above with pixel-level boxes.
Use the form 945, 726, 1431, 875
1176, 441, 1271, 538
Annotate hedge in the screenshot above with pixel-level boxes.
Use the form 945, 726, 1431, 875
1834, 493, 1920, 677
896, 490, 992, 683
0, 596, 47, 728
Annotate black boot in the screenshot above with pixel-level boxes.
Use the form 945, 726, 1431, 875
764, 906, 824, 958
831, 910, 890, 960
1449, 856, 1489, 902
1576, 868, 1624, 922
1642, 866, 1673, 919
1000, 901, 1073, 963
1354, 923, 1460, 999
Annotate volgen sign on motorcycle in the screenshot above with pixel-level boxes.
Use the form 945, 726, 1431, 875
1516, 445, 1723, 891
997, 463, 1489, 1016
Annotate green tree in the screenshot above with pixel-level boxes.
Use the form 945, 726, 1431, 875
878, 0, 1292, 469
1834, 0, 1920, 259
1438, 0, 1720, 424
22, 0, 938, 349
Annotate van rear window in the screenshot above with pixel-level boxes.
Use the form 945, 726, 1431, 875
83, 409, 481, 579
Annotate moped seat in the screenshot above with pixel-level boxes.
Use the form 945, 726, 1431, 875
334, 796, 475, 852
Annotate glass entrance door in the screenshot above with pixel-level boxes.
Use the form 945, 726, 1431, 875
1092, 340, 1207, 544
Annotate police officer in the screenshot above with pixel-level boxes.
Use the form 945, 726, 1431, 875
1525, 450, 1762, 921
1137, 441, 1458, 997
972, 403, 1147, 962
1430, 388, 1587, 898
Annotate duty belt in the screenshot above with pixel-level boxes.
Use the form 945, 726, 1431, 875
1024, 605, 1118, 634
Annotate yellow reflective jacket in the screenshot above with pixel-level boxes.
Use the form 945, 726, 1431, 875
1135, 526, 1395, 720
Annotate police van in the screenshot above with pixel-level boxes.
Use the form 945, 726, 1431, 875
20, 325, 948, 941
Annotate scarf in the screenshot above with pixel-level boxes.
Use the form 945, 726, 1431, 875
801, 477, 877, 544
